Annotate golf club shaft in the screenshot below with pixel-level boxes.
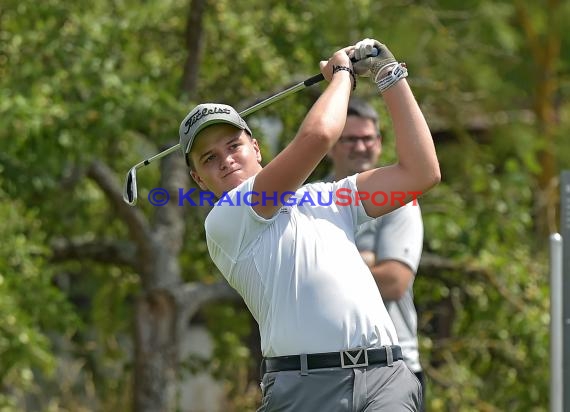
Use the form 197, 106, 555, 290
128, 47, 379, 170
124, 47, 380, 205
240, 74, 324, 118
132, 143, 181, 170
133, 74, 325, 170
122, 73, 326, 205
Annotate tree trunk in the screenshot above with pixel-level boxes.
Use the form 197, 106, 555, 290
130, 0, 213, 408
134, 291, 178, 412
515, 0, 562, 238
181, 0, 208, 97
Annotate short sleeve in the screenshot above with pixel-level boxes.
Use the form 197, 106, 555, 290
359, 203, 424, 274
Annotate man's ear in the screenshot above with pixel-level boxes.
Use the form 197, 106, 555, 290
190, 170, 208, 191
251, 138, 262, 164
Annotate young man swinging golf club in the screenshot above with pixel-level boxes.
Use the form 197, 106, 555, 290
179, 38, 440, 411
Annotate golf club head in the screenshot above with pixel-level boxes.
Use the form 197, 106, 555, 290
123, 167, 138, 206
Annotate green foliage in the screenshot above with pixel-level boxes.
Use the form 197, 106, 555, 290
418, 146, 549, 410
1, 0, 569, 410
203, 304, 252, 379
0, 184, 80, 409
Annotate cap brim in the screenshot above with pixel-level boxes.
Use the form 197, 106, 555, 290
184, 119, 247, 155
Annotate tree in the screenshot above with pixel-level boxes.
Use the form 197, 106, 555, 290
514, 0, 564, 238
1, 0, 568, 410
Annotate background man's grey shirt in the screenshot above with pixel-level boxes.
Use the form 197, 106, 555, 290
356, 202, 424, 372
323, 174, 424, 371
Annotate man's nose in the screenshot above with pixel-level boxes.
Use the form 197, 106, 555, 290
219, 154, 235, 169
352, 139, 368, 151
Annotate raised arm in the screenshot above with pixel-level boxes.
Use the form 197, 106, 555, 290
251, 47, 356, 219
352, 39, 441, 218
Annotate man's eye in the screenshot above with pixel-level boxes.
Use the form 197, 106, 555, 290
204, 155, 215, 163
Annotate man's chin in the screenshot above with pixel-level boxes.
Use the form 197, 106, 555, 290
221, 175, 246, 192
350, 162, 374, 174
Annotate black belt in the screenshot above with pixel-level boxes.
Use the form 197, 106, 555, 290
261, 345, 402, 376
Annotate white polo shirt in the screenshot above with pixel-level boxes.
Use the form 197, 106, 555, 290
205, 174, 398, 357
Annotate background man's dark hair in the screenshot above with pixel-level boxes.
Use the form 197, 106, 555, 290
347, 97, 380, 132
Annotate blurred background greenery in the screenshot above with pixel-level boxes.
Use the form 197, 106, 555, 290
1, 0, 568, 411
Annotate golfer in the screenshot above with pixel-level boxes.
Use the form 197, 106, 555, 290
179, 38, 440, 411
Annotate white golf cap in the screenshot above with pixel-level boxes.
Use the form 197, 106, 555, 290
179, 103, 252, 164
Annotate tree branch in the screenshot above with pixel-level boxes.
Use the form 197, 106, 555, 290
172, 280, 242, 325
419, 253, 526, 312
51, 237, 137, 267
86, 161, 156, 275
514, 1, 542, 64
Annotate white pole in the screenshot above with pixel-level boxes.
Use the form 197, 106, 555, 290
550, 233, 563, 412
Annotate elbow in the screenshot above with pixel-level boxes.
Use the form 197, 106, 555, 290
421, 162, 441, 192
304, 110, 347, 145
301, 120, 340, 149
320, 130, 339, 148
404, 156, 441, 193
430, 164, 442, 186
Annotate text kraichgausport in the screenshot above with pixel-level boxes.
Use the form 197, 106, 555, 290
147, 188, 422, 207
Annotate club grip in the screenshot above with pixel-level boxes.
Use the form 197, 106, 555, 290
302, 47, 380, 87
350, 47, 379, 63
304, 73, 325, 87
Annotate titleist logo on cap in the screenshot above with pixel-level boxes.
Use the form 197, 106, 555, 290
183, 106, 232, 135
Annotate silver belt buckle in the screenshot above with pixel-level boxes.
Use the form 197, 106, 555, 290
340, 347, 368, 368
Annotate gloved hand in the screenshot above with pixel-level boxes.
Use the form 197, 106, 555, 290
352, 38, 397, 81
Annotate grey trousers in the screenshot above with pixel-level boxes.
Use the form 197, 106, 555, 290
257, 359, 422, 412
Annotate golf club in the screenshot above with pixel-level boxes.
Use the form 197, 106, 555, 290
123, 49, 379, 206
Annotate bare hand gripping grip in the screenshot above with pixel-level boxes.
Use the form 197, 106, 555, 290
305, 47, 380, 86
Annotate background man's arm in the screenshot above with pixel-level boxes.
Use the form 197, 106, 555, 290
358, 203, 424, 301
361, 251, 413, 301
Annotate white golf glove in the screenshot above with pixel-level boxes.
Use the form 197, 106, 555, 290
352, 38, 397, 82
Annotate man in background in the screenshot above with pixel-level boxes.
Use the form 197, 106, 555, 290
324, 96, 427, 410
